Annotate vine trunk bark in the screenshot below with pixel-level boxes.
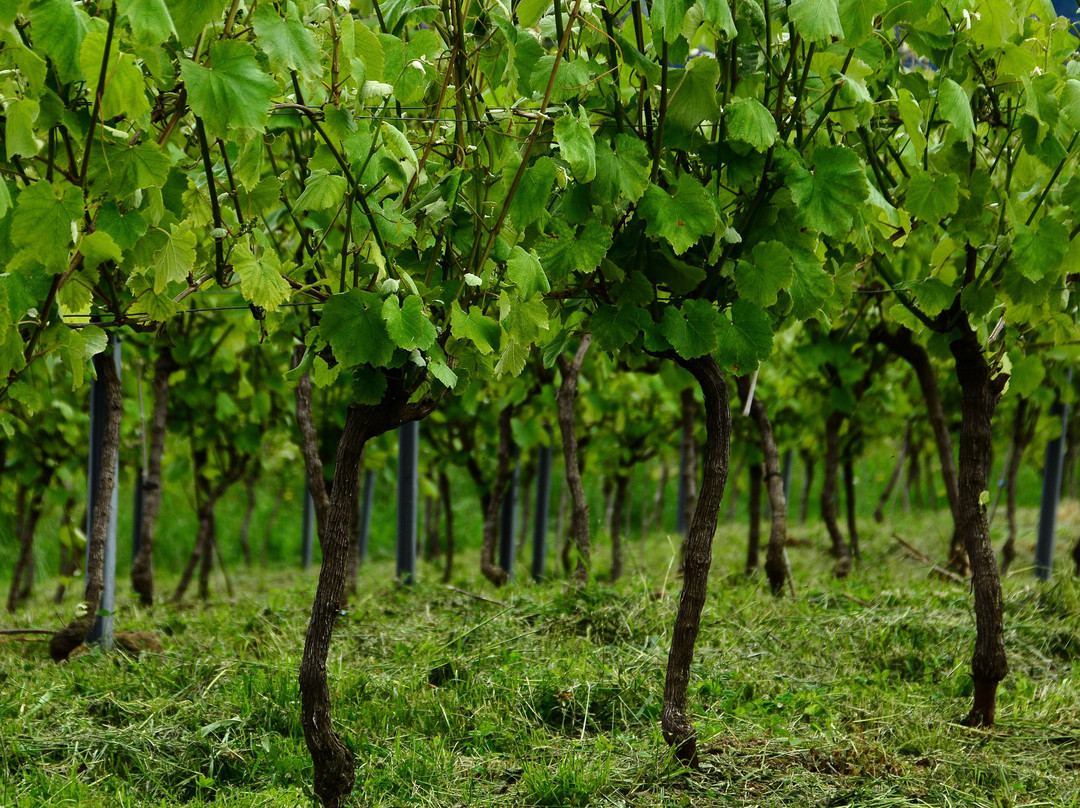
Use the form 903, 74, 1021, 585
556, 335, 593, 584
610, 473, 630, 582
51, 352, 122, 662
661, 354, 731, 766
822, 411, 852, 577
480, 406, 515, 586
1000, 398, 1037, 574
951, 324, 1008, 727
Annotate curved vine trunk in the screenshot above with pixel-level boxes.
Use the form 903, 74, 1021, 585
239, 468, 259, 567
480, 406, 514, 586
951, 325, 1008, 727
556, 335, 592, 584
843, 457, 859, 558
736, 376, 793, 596
294, 346, 330, 543
799, 451, 814, 524
51, 352, 122, 662
822, 411, 852, 577
132, 348, 174, 605
610, 472, 630, 582
1000, 398, 1037, 574
299, 392, 433, 808
679, 387, 699, 531
661, 355, 731, 766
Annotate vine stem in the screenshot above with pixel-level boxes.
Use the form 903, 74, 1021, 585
195, 117, 227, 284
79, 1, 118, 193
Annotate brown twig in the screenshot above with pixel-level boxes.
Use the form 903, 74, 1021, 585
893, 533, 967, 585
444, 585, 508, 607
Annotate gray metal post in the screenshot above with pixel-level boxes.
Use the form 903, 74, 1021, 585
1035, 391, 1070, 580
301, 474, 314, 570
499, 445, 521, 581
532, 438, 553, 582
397, 420, 419, 584
358, 469, 375, 564
86, 334, 120, 649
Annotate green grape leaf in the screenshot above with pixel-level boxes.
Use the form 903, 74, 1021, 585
734, 241, 793, 307
937, 78, 975, 141
699, 0, 736, 37
320, 288, 396, 367
29, 0, 90, 84
655, 0, 691, 42
502, 295, 550, 345
516, 0, 549, 27
507, 247, 550, 299
593, 134, 650, 203
1012, 218, 1068, 282
784, 146, 869, 239
508, 156, 556, 229
554, 107, 596, 183
905, 170, 959, 223
127, 274, 178, 322
666, 55, 721, 133
117, 0, 175, 42
180, 39, 277, 139
354, 21, 384, 81
233, 246, 292, 312
166, 0, 226, 45
590, 305, 646, 351
725, 97, 777, 151
789, 247, 835, 319
5, 98, 39, 159
79, 33, 151, 122
88, 141, 172, 199
639, 175, 717, 255
495, 339, 529, 378
535, 220, 612, 282
661, 299, 719, 359
252, 2, 322, 78
12, 181, 83, 273
911, 277, 955, 316
1007, 353, 1044, 399
294, 170, 348, 211
837, 0, 884, 45
79, 231, 123, 270
716, 299, 773, 373
382, 295, 437, 351
97, 201, 147, 250
789, 0, 843, 43
151, 225, 196, 293
450, 302, 502, 355
429, 359, 458, 389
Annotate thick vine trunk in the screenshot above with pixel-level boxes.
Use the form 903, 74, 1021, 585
746, 462, 762, 574
173, 500, 214, 603
661, 355, 731, 766
439, 470, 454, 583
822, 411, 852, 577
556, 335, 593, 584
51, 352, 122, 662
736, 377, 793, 596
423, 497, 440, 562
480, 406, 514, 586
951, 325, 1008, 728
299, 391, 433, 808
1001, 398, 1037, 575
517, 463, 533, 554
843, 457, 859, 558
610, 473, 629, 582
132, 349, 174, 605
874, 422, 911, 523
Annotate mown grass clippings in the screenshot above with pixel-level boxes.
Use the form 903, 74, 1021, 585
1, 510, 1078, 806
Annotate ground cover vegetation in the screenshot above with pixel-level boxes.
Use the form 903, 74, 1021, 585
3, 0, 1080, 804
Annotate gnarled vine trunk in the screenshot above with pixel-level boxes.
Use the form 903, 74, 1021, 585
439, 470, 455, 583
736, 376, 793, 596
1000, 397, 1037, 574
745, 462, 762, 574
822, 410, 852, 577
51, 351, 122, 662
951, 324, 1007, 727
661, 354, 731, 766
132, 348, 174, 605
874, 422, 911, 523
480, 406, 515, 585
610, 473, 630, 582
679, 387, 699, 531
556, 335, 592, 584
299, 391, 433, 808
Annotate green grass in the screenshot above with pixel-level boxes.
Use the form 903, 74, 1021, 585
2, 509, 1079, 807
